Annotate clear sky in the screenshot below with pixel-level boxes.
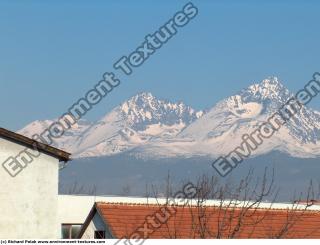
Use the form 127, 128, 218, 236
1, 0, 320, 130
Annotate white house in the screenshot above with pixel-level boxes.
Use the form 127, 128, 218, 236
58, 195, 114, 239
0, 128, 70, 239
2, 127, 320, 239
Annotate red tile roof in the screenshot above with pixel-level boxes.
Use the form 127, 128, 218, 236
79, 202, 320, 239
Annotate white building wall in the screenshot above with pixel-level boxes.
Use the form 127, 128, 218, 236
58, 195, 118, 239
58, 195, 103, 226
81, 213, 108, 239
0, 138, 60, 239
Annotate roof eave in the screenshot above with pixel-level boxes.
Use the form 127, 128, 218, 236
0, 127, 71, 162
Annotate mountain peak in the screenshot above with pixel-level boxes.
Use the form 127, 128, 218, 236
243, 76, 289, 102
120, 92, 158, 114
115, 92, 203, 131
121, 92, 158, 112
18, 76, 320, 159
129, 92, 156, 102
260, 76, 284, 90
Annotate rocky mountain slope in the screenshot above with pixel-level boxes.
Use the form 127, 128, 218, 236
19, 77, 320, 159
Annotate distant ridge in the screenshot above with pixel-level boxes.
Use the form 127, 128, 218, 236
19, 77, 320, 159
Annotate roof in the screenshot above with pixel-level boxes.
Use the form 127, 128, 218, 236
78, 200, 320, 239
0, 127, 70, 162
65, 195, 320, 211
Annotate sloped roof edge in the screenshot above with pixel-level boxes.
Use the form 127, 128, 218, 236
0, 127, 71, 162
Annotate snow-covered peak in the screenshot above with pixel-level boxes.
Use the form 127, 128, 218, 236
17, 78, 320, 159
175, 76, 320, 159
245, 77, 289, 101
115, 92, 203, 131
261, 76, 282, 86
19, 92, 203, 157
127, 91, 156, 103
249, 76, 283, 91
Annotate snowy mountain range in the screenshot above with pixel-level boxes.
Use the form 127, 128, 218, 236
19, 77, 320, 159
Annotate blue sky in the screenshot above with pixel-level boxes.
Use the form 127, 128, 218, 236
1, 0, 320, 130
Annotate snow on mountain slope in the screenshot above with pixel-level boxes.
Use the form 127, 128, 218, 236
18, 78, 320, 159
18, 92, 203, 157
19, 119, 93, 152
135, 77, 320, 158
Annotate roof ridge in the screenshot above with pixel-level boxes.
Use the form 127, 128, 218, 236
95, 201, 320, 212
